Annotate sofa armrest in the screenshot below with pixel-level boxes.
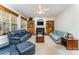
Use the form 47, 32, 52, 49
20, 33, 32, 42
10, 37, 20, 40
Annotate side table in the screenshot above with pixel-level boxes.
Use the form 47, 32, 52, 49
61, 37, 78, 50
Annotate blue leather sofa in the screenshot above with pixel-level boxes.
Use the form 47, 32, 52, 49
49, 30, 66, 44
0, 30, 35, 55
0, 41, 35, 55
7, 30, 32, 45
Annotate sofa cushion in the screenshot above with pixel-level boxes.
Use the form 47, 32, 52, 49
54, 30, 65, 37
19, 30, 26, 34
10, 37, 20, 40
49, 30, 66, 44
10, 45, 19, 55
14, 30, 27, 37
17, 33, 26, 37
51, 34, 61, 40
20, 33, 31, 42
16, 41, 35, 55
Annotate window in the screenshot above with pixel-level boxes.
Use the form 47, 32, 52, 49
21, 19, 27, 30
0, 8, 26, 36
0, 10, 18, 36
0, 10, 9, 35
11, 14, 17, 31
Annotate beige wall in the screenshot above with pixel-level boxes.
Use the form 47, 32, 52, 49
55, 5, 79, 39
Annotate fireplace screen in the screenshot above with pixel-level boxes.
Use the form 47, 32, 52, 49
36, 28, 44, 35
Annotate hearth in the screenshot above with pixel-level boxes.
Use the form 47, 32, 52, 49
36, 28, 44, 43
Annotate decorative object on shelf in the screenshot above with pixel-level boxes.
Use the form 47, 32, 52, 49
64, 33, 73, 39
29, 17, 33, 21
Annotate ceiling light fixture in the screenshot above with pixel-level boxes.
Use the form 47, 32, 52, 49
34, 5, 49, 15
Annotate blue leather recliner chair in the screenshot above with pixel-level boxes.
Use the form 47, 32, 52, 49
7, 30, 32, 45
0, 41, 35, 55
0, 30, 35, 55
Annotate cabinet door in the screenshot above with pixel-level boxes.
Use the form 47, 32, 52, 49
72, 40, 78, 50
67, 40, 78, 50
67, 40, 73, 50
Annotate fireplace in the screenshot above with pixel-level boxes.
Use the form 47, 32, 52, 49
36, 28, 44, 35
36, 28, 44, 43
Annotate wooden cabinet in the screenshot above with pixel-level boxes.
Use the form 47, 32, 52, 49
46, 21, 54, 34
36, 36, 44, 43
36, 28, 44, 43
67, 40, 78, 50
27, 20, 35, 35
61, 37, 78, 50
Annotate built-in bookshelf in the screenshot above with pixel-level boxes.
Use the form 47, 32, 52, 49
46, 21, 54, 34
27, 20, 35, 35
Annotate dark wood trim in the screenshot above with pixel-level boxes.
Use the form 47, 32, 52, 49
0, 5, 27, 20
21, 16, 27, 20
0, 5, 18, 16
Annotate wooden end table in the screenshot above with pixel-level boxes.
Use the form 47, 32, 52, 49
61, 37, 78, 50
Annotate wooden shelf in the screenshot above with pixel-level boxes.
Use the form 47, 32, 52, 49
46, 21, 54, 35
27, 20, 35, 35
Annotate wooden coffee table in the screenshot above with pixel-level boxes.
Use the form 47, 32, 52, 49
36, 34, 44, 43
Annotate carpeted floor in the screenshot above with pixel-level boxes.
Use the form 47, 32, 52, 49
28, 35, 79, 55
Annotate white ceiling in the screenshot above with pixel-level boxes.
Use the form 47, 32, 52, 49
6, 4, 71, 18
